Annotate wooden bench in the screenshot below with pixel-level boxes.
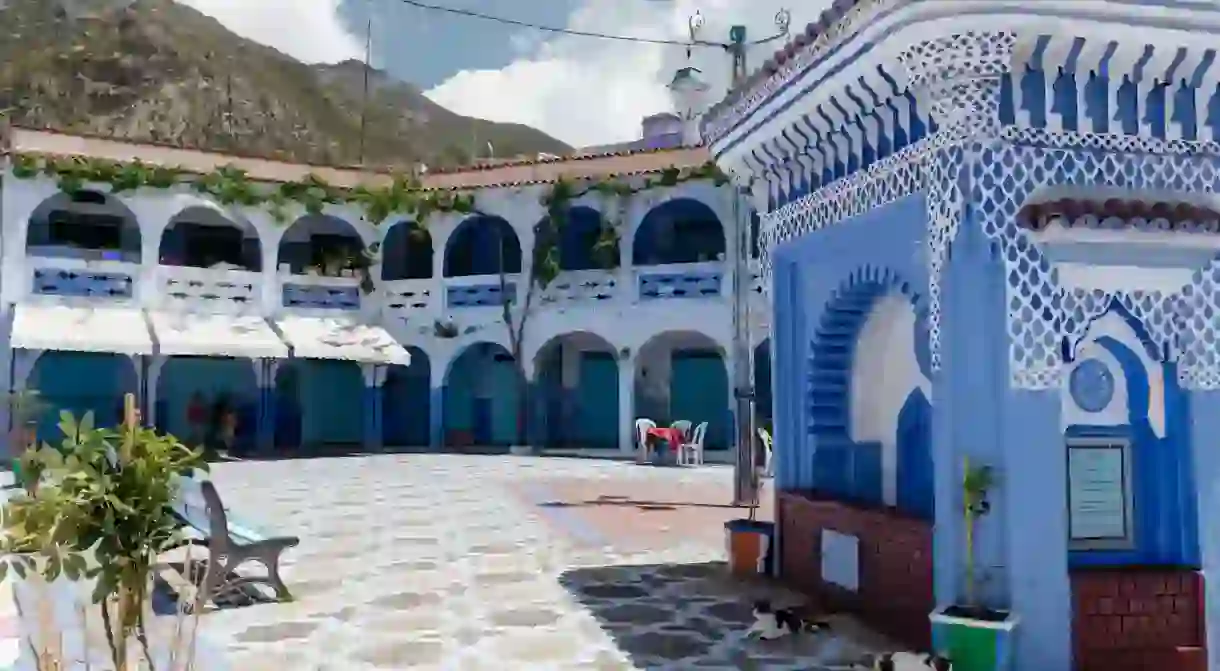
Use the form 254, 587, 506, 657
171, 478, 299, 607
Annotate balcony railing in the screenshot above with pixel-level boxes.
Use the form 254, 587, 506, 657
29, 257, 138, 300
635, 262, 725, 301
383, 278, 437, 320
540, 269, 619, 307
445, 275, 518, 308
156, 266, 262, 312
281, 274, 361, 311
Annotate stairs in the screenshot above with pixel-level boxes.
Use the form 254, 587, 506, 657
807, 290, 883, 504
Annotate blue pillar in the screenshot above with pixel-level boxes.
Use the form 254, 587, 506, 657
257, 384, 275, 452
362, 383, 383, 451
1189, 388, 1220, 669
429, 386, 444, 450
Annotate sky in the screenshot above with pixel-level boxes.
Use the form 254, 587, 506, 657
177, 0, 827, 148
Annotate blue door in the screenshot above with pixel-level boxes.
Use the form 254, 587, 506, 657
669, 352, 729, 450
576, 353, 617, 447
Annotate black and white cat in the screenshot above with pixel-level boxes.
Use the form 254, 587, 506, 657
746, 600, 833, 640
858, 652, 953, 671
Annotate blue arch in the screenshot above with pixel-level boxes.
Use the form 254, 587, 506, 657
158, 206, 262, 271
155, 357, 258, 450
444, 215, 523, 277
381, 221, 434, 280
557, 206, 610, 270
26, 190, 143, 263
273, 358, 364, 448
443, 342, 520, 446
632, 198, 725, 265
383, 347, 430, 446
28, 352, 138, 440
805, 265, 931, 515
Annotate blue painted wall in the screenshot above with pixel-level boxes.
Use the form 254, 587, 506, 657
382, 352, 430, 446
670, 351, 729, 449
28, 352, 138, 439
155, 356, 257, 445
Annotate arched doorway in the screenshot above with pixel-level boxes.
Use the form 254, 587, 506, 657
383, 347, 430, 447
277, 214, 366, 277
273, 359, 365, 449
632, 198, 725, 266
26, 190, 143, 264
381, 221, 433, 280
534, 332, 618, 448
444, 215, 522, 277
635, 331, 729, 450
155, 357, 258, 451
443, 342, 519, 447
28, 352, 138, 441
754, 339, 772, 429
159, 206, 262, 270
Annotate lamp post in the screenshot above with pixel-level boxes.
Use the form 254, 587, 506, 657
683, 9, 790, 508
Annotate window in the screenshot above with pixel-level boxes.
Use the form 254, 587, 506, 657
183, 224, 244, 267
310, 234, 361, 268
1066, 437, 1135, 551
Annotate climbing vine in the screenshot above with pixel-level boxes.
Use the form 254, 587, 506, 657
6, 151, 729, 290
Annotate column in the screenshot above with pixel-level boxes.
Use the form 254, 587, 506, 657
618, 352, 635, 454
1189, 388, 1220, 670
255, 359, 280, 453
146, 356, 167, 430
362, 363, 386, 451
430, 362, 445, 450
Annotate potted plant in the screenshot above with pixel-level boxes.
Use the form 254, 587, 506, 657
724, 426, 774, 579
1, 403, 214, 670
929, 457, 1018, 671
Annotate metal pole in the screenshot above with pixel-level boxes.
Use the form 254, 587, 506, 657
727, 27, 758, 508
358, 1, 373, 165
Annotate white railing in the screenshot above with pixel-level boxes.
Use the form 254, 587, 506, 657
279, 272, 363, 311
443, 274, 520, 309
155, 266, 263, 313
26, 257, 142, 303
633, 261, 727, 301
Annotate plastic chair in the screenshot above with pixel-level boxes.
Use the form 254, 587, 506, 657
757, 427, 773, 478
681, 422, 708, 466
670, 420, 692, 442
634, 418, 656, 463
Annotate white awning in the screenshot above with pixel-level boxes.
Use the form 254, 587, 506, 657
273, 315, 410, 365
11, 304, 153, 355
148, 312, 289, 359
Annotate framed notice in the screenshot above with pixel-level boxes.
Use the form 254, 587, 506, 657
1066, 438, 1134, 551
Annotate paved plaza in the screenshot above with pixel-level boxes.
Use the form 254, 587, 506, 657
3, 454, 891, 670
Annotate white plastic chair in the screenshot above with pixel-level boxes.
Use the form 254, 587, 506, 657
757, 427, 773, 478
634, 418, 657, 463
681, 421, 708, 466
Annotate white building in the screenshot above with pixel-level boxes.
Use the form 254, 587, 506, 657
0, 122, 770, 458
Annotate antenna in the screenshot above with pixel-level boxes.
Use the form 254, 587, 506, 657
358, 0, 374, 165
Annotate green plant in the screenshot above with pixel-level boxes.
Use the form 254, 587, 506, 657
1, 410, 209, 670
962, 457, 995, 610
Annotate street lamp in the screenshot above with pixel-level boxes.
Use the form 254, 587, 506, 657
679, 8, 790, 507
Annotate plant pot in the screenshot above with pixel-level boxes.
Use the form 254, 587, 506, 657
929, 605, 1019, 671
724, 519, 775, 579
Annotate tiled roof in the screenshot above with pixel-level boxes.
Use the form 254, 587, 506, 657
3, 127, 712, 191
702, 0, 865, 134
1018, 198, 1220, 230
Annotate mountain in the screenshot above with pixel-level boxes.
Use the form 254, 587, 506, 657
0, 0, 571, 169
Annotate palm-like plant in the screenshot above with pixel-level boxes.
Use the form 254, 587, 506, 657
961, 457, 995, 610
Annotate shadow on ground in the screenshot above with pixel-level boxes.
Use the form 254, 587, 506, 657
539, 494, 741, 512
559, 561, 852, 669
152, 560, 281, 616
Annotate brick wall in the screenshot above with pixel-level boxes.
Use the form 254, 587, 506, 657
1071, 568, 1206, 671
777, 490, 934, 649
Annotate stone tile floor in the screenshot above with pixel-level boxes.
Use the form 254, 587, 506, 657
1, 454, 893, 670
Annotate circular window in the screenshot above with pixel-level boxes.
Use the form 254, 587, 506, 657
1069, 358, 1115, 413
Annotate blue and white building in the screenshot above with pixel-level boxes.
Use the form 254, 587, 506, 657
705, 1, 1220, 669
0, 121, 769, 460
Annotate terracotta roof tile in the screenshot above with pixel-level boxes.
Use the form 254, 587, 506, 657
1018, 198, 1220, 230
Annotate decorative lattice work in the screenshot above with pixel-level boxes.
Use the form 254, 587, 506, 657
760, 56, 1220, 390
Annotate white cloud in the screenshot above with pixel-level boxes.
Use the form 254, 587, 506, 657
177, 0, 363, 64
425, 0, 826, 148
175, 0, 827, 148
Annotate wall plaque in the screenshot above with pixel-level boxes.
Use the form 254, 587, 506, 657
1067, 440, 1132, 549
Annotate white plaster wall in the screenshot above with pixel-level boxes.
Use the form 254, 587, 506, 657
1060, 312, 1165, 437
849, 294, 930, 506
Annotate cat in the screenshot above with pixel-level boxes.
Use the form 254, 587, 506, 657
745, 599, 833, 640
859, 651, 953, 671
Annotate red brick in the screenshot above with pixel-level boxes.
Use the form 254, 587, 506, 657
1071, 569, 1206, 670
